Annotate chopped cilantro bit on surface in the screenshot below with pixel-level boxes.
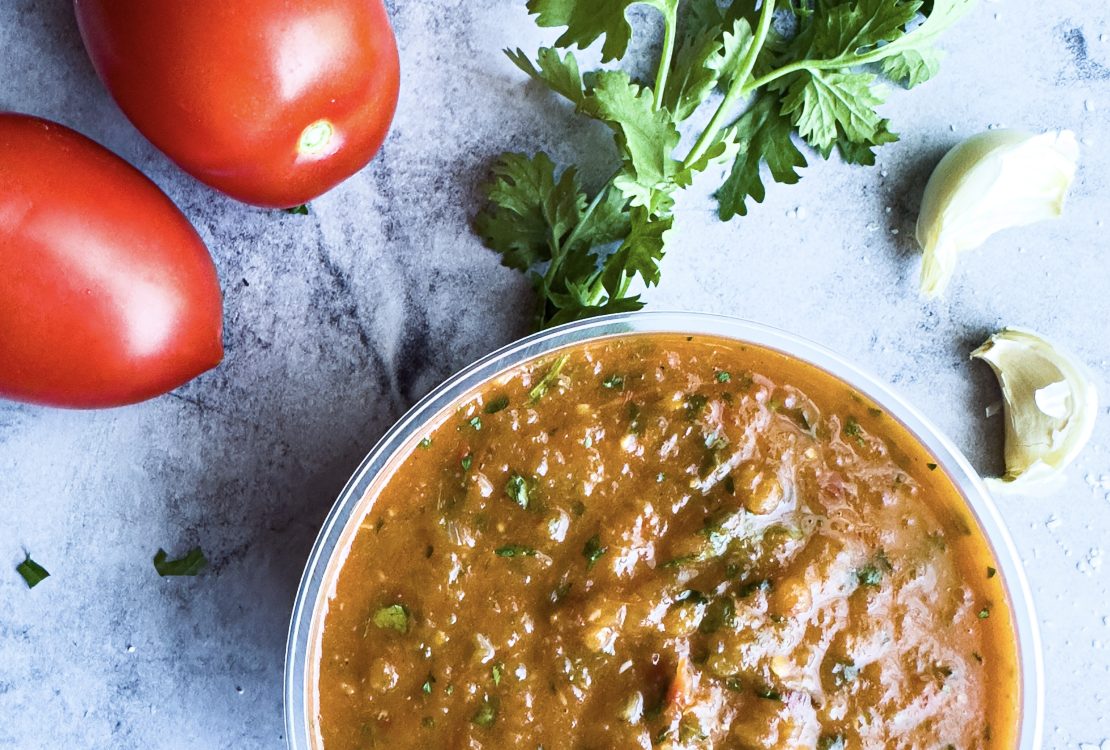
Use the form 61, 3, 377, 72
153, 547, 207, 577
987, 566, 997, 578
422, 674, 436, 694
583, 534, 608, 569
505, 473, 531, 509
16, 554, 49, 589
979, 605, 991, 619
469, 416, 483, 431
461, 454, 473, 471
372, 604, 410, 633
418, 437, 432, 448
856, 551, 892, 587
844, 417, 865, 445
529, 354, 569, 402
926, 462, 938, 470
484, 395, 509, 414
602, 374, 625, 389
471, 696, 498, 727
492, 663, 504, 685
756, 687, 782, 701
715, 371, 731, 383
495, 545, 537, 558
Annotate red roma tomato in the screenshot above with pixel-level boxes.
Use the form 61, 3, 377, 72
0, 113, 223, 409
74, 0, 401, 208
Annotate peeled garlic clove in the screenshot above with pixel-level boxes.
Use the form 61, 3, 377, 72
917, 129, 1079, 298
973, 328, 1098, 495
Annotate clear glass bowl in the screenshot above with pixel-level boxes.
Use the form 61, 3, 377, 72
284, 311, 1044, 750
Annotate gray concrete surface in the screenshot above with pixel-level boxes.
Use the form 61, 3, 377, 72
1, 0, 1108, 747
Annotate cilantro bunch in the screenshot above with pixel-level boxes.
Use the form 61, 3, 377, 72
474, 0, 975, 328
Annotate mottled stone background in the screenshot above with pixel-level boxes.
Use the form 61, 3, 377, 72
1, 0, 1108, 747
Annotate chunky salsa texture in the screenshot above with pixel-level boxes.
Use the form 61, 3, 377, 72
316, 334, 1019, 749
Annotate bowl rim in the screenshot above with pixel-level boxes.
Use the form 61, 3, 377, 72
283, 310, 1043, 750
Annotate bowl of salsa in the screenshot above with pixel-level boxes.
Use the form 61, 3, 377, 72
285, 312, 1043, 749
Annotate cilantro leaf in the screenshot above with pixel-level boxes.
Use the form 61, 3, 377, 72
663, 3, 725, 121
802, 0, 921, 60
474, 152, 585, 272
566, 184, 632, 252
601, 208, 670, 293
882, 48, 942, 88
153, 547, 208, 577
664, 15, 757, 122
16, 554, 49, 589
664, 31, 722, 121
827, 118, 899, 165
681, 0, 724, 32
586, 71, 683, 213
526, 0, 649, 63
474, 148, 659, 327
710, 17, 758, 91
717, 94, 807, 220
506, 47, 587, 106
781, 70, 886, 152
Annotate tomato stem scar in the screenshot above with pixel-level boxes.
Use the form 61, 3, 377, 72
298, 119, 334, 156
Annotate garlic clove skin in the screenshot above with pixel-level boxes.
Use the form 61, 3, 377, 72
973, 328, 1098, 496
917, 129, 1079, 298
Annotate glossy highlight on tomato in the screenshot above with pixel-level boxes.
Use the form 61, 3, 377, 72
0, 113, 224, 409
74, 0, 402, 208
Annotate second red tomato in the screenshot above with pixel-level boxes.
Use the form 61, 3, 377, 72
74, 0, 401, 208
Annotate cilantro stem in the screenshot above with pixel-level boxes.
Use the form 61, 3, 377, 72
682, 0, 777, 169
651, 0, 680, 111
